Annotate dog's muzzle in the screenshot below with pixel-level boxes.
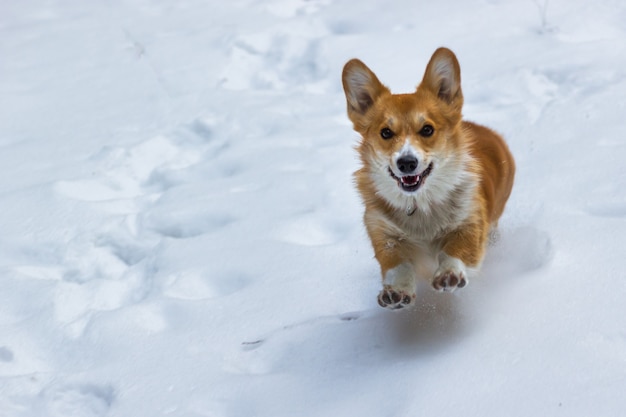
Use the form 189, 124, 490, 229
388, 160, 433, 193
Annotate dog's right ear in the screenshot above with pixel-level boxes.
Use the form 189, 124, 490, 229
342, 59, 389, 122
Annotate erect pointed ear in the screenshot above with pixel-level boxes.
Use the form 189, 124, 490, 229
342, 59, 389, 117
420, 47, 463, 108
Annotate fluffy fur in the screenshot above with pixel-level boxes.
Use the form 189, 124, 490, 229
342, 47, 515, 309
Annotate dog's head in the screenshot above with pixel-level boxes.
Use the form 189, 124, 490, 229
343, 48, 470, 207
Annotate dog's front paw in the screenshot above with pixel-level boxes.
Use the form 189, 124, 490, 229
377, 285, 416, 310
432, 269, 467, 292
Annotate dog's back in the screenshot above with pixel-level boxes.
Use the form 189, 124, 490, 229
464, 121, 515, 225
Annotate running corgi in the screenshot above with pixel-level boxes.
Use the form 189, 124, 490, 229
342, 47, 515, 309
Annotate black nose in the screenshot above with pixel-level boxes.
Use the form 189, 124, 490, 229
397, 156, 418, 174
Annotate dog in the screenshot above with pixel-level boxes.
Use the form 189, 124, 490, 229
342, 47, 515, 310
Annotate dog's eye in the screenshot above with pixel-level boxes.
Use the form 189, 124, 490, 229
419, 125, 434, 137
380, 128, 394, 140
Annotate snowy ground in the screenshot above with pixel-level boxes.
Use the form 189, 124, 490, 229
1, 0, 626, 416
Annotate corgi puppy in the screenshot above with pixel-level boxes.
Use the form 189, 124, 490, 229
342, 47, 515, 310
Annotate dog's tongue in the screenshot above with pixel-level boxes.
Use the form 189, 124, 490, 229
401, 175, 419, 186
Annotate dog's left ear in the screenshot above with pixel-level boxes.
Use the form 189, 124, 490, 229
420, 48, 463, 111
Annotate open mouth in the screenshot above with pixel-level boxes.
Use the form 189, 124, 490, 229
388, 162, 434, 193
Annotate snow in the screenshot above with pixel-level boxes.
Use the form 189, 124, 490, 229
1, 0, 625, 415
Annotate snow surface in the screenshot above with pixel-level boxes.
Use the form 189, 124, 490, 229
1, 0, 626, 416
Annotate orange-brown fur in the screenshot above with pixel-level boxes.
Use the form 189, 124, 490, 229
342, 47, 515, 309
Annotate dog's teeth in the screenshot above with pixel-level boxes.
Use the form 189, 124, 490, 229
402, 175, 419, 185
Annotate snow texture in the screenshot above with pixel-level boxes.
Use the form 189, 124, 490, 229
1, 0, 625, 416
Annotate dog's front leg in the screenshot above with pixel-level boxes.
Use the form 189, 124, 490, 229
378, 263, 416, 309
365, 212, 417, 309
433, 220, 488, 292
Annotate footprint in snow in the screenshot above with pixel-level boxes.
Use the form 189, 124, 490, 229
54, 135, 201, 203
274, 213, 345, 246
41, 382, 114, 417
518, 69, 559, 124
0, 346, 14, 362
163, 269, 250, 301
141, 205, 235, 239
220, 30, 326, 91
50, 227, 157, 337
